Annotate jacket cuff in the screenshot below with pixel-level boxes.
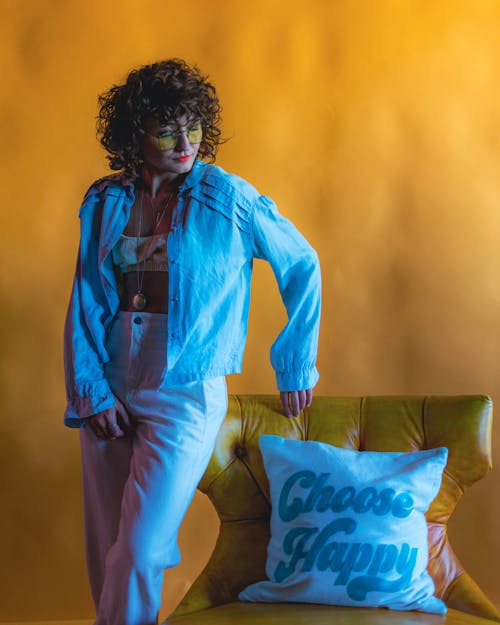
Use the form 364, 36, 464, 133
64, 379, 116, 425
275, 367, 319, 392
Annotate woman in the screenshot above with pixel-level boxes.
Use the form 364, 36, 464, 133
64, 59, 321, 625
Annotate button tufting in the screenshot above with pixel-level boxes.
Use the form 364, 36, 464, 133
234, 445, 245, 459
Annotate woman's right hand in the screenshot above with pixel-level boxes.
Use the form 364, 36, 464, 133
87, 396, 135, 440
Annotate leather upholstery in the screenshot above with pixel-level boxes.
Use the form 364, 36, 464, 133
170, 395, 499, 623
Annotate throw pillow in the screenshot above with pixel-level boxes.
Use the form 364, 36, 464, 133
239, 435, 448, 614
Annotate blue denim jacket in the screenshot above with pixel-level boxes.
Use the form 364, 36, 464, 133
64, 160, 321, 427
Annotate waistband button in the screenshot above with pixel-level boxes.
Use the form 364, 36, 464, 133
133, 317, 143, 325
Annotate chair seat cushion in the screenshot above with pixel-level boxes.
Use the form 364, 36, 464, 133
167, 602, 497, 624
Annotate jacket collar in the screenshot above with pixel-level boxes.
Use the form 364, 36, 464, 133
178, 159, 207, 193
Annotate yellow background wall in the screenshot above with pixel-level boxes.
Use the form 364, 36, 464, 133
1, 0, 500, 620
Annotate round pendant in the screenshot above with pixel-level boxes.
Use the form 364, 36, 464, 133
132, 292, 147, 310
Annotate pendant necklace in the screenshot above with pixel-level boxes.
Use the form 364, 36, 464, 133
132, 190, 147, 310
132, 188, 174, 311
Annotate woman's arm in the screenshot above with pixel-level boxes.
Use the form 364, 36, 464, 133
252, 194, 321, 414
63, 243, 116, 425
63, 188, 118, 427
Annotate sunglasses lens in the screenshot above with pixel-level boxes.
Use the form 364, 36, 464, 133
154, 124, 203, 150
187, 124, 203, 144
156, 135, 177, 150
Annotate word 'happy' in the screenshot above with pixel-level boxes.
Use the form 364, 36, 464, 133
274, 518, 417, 600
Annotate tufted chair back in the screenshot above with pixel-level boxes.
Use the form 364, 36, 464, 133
174, 395, 499, 621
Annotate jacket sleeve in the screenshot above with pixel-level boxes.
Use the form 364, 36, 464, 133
63, 192, 116, 427
252, 194, 321, 391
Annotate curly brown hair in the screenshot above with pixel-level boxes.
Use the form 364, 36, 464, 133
96, 59, 223, 178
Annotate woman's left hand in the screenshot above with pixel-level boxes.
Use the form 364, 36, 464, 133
280, 389, 313, 418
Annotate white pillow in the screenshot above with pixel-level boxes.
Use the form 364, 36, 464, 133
239, 435, 447, 614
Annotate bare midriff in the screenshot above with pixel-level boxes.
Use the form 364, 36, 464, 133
119, 271, 170, 313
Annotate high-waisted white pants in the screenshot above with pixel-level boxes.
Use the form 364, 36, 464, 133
79, 311, 228, 625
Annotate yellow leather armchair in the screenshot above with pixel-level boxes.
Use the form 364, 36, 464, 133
167, 395, 499, 625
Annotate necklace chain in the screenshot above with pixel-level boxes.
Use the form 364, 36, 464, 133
132, 188, 175, 311
152, 190, 173, 230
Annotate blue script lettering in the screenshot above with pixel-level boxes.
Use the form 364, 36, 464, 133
279, 471, 317, 522
278, 471, 415, 522
347, 543, 418, 600
274, 519, 418, 599
275, 518, 356, 582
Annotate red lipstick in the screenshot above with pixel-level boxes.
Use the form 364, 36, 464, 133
176, 155, 191, 163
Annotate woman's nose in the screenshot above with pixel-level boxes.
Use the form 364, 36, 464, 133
176, 131, 190, 150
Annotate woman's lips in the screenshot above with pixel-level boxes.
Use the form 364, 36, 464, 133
175, 155, 191, 163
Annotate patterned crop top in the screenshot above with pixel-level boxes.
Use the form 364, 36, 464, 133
112, 233, 169, 272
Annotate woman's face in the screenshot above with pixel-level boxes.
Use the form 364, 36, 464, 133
140, 114, 202, 177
